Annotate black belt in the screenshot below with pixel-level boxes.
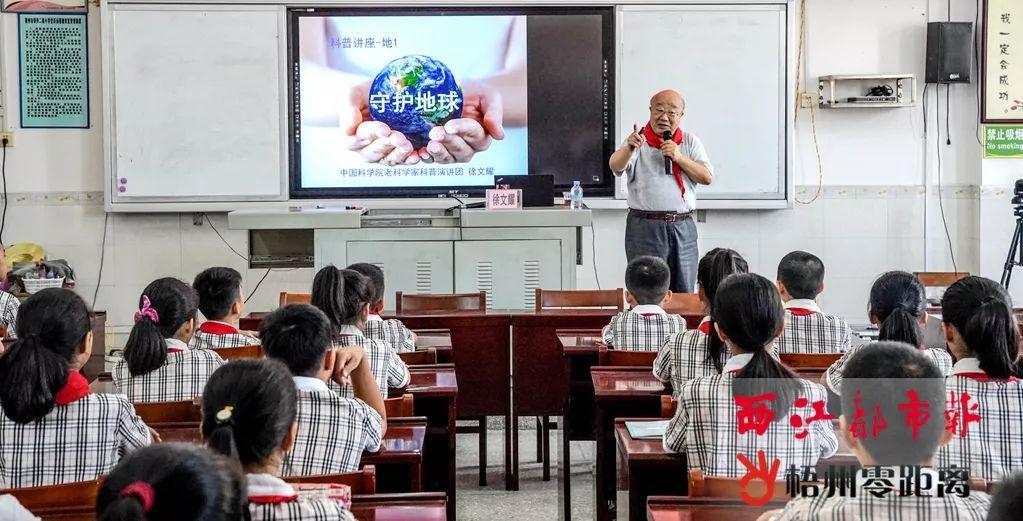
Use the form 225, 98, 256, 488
629, 209, 693, 222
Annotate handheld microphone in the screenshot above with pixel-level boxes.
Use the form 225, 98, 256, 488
661, 130, 673, 176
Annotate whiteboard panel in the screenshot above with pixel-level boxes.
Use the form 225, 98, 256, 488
105, 4, 286, 205
617, 4, 789, 204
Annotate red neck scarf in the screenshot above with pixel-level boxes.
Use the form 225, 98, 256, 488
642, 124, 686, 197
697, 318, 712, 335
787, 308, 817, 317
198, 321, 240, 336
956, 372, 1019, 382
55, 371, 92, 405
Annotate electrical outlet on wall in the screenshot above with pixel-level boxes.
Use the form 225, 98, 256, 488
0, 132, 13, 147
799, 92, 816, 109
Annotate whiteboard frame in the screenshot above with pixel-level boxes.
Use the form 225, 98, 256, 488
102, 2, 290, 211
614, 2, 794, 209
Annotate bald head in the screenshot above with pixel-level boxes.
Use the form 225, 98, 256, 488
648, 90, 686, 134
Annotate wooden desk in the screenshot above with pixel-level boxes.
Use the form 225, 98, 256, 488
592, 368, 668, 521
413, 329, 453, 363
351, 492, 447, 521
557, 330, 602, 520
363, 417, 427, 493
402, 364, 458, 521
646, 496, 789, 521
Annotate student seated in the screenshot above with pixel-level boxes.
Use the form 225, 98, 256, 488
311, 266, 410, 398
113, 278, 224, 403
653, 248, 749, 394
0, 289, 151, 488
203, 359, 357, 521
0, 245, 19, 339
261, 304, 386, 476
824, 271, 953, 396
987, 471, 1023, 521
663, 273, 837, 476
774, 251, 854, 354
190, 267, 260, 350
347, 262, 416, 352
764, 342, 992, 520
601, 255, 686, 351
96, 444, 246, 520
936, 276, 1023, 481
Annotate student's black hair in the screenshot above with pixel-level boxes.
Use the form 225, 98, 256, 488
310, 265, 373, 332
260, 304, 333, 377
0, 288, 92, 424
699, 248, 749, 373
96, 443, 246, 521
988, 471, 1023, 521
202, 358, 297, 469
776, 250, 825, 300
123, 278, 199, 377
624, 255, 671, 305
840, 342, 945, 466
347, 262, 386, 306
869, 271, 926, 348
192, 267, 244, 321
941, 276, 1021, 379
714, 273, 801, 418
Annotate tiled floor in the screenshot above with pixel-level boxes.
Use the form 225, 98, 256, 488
455, 430, 596, 520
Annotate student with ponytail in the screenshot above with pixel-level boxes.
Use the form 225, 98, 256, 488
113, 278, 224, 403
823, 271, 953, 395
653, 248, 750, 395
202, 359, 357, 521
0, 288, 151, 488
311, 265, 409, 398
936, 276, 1023, 481
96, 444, 246, 521
663, 273, 837, 477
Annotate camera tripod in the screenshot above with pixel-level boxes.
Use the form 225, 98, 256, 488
1000, 196, 1023, 288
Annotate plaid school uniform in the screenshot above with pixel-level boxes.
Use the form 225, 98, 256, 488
824, 341, 953, 395
281, 377, 383, 477
775, 299, 854, 355
663, 353, 838, 478
329, 326, 410, 399
602, 305, 687, 351
363, 314, 415, 353
0, 290, 19, 339
112, 338, 224, 403
936, 358, 1023, 481
189, 321, 260, 350
0, 372, 152, 488
247, 473, 355, 521
653, 317, 721, 396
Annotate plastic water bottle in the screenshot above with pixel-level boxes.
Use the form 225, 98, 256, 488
570, 181, 584, 210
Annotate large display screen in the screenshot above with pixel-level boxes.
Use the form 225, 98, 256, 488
289, 7, 614, 198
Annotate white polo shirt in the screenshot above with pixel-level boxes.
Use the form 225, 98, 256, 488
613, 130, 714, 213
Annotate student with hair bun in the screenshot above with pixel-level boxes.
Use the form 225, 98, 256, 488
311, 266, 409, 398
0, 288, 151, 488
96, 444, 246, 521
113, 278, 224, 403
936, 276, 1023, 481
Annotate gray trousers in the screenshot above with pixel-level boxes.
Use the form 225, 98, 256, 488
625, 212, 699, 293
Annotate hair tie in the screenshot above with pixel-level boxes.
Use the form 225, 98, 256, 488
215, 405, 234, 425
119, 481, 155, 512
134, 296, 160, 324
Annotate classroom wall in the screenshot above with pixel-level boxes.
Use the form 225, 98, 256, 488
0, 0, 1008, 344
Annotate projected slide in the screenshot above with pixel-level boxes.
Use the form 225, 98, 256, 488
297, 15, 528, 189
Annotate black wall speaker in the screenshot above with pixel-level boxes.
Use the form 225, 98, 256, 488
926, 22, 973, 84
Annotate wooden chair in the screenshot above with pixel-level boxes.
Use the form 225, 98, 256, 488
779, 353, 842, 369
687, 468, 789, 500
398, 348, 437, 366
914, 272, 969, 288
662, 292, 704, 315
284, 465, 377, 495
212, 344, 263, 361
134, 399, 203, 443
395, 291, 486, 314
384, 393, 415, 418
660, 395, 677, 419
279, 291, 311, 308
598, 347, 657, 367
1, 479, 100, 520
534, 288, 624, 312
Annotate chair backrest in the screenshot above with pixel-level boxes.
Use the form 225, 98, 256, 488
398, 348, 437, 366
534, 288, 624, 312
662, 292, 704, 315
598, 346, 657, 367
779, 352, 842, 369
212, 344, 264, 361
284, 465, 377, 495
1, 479, 100, 519
279, 292, 312, 308
914, 272, 969, 288
687, 468, 789, 499
395, 292, 486, 314
133, 399, 202, 424
660, 395, 677, 419
384, 393, 415, 418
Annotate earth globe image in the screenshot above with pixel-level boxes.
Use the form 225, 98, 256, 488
368, 55, 463, 149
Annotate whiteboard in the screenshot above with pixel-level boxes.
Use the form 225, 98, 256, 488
617, 4, 791, 208
103, 4, 288, 209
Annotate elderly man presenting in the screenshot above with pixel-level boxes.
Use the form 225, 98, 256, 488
608, 89, 714, 293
